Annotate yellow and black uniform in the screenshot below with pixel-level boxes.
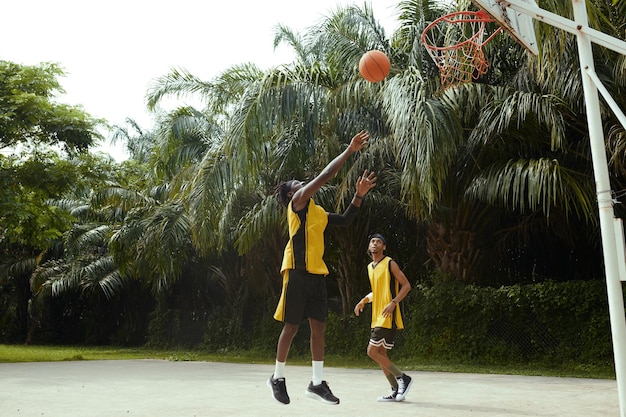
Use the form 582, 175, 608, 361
274, 198, 358, 324
280, 199, 329, 275
368, 255, 404, 349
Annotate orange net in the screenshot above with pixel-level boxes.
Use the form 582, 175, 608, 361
421, 10, 501, 89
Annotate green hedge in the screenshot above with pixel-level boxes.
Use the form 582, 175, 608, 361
152, 279, 616, 370
325, 280, 614, 368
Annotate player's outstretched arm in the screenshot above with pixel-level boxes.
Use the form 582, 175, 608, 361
292, 131, 369, 210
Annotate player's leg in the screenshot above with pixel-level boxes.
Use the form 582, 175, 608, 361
305, 318, 339, 404
368, 327, 412, 401
367, 344, 400, 401
268, 270, 306, 405
309, 317, 325, 362
304, 275, 339, 404
268, 322, 299, 404
277, 322, 299, 362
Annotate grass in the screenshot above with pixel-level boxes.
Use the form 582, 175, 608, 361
0, 344, 270, 363
0, 344, 615, 380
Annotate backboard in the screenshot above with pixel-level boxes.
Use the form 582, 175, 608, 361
471, 0, 539, 55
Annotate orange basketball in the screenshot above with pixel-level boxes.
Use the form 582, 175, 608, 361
359, 50, 391, 83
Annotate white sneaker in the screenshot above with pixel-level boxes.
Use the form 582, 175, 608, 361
377, 387, 399, 402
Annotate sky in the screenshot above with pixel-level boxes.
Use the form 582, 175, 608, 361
2, 0, 400, 161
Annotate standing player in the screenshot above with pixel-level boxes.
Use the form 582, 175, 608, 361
354, 233, 413, 401
268, 130, 377, 405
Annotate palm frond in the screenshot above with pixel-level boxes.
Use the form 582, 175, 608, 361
63, 224, 111, 256
79, 255, 123, 299
383, 67, 463, 215
145, 67, 213, 110
466, 158, 596, 222
234, 195, 282, 254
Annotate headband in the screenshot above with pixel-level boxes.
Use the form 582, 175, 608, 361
368, 233, 387, 245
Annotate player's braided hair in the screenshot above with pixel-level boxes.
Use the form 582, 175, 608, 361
275, 181, 292, 207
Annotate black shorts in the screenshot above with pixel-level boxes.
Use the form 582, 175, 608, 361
369, 327, 396, 350
283, 269, 328, 324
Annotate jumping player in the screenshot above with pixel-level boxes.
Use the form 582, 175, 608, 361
268, 130, 377, 405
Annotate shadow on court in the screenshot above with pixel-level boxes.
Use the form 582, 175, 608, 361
0, 360, 618, 417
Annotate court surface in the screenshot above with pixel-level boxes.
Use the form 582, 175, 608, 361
0, 359, 618, 416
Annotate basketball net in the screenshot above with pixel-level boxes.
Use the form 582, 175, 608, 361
421, 10, 502, 89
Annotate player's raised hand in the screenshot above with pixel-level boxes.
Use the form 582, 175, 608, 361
356, 170, 377, 197
348, 130, 370, 153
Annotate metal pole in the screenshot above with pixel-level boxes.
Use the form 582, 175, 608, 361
571, 1, 626, 416
503, 0, 626, 55
584, 68, 626, 131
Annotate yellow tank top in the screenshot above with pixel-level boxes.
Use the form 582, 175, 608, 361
280, 199, 329, 275
368, 256, 404, 329
273, 199, 329, 322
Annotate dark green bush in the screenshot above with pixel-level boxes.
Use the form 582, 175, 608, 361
393, 280, 613, 367
146, 306, 206, 348
324, 279, 613, 368
144, 278, 615, 370
325, 311, 372, 358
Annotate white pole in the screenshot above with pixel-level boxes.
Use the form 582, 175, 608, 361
584, 68, 626, 132
504, 0, 626, 55
571, 1, 626, 416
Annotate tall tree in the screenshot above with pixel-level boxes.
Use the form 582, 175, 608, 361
0, 61, 103, 154
0, 152, 128, 343
385, 0, 624, 283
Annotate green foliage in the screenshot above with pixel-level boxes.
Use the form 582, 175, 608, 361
0, 151, 145, 345
200, 306, 278, 355
325, 311, 371, 359
397, 280, 613, 368
0, 153, 77, 249
146, 306, 206, 349
295, 278, 615, 370
401, 280, 498, 361
188, 279, 614, 372
0, 60, 103, 152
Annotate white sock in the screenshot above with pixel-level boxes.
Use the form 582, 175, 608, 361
312, 360, 324, 385
274, 360, 286, 379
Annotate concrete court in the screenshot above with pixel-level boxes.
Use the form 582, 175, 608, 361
0, 359, 619, 417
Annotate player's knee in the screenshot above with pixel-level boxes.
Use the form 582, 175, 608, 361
366, 345, 378, 360
282, 323, 299, 337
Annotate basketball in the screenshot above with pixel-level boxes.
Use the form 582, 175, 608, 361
359, 50, 391, 83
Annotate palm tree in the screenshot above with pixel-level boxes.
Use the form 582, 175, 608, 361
221, 3, 411, 314
464, 0, 626, 281
384, 0, 625, 283
23, 153, 150, 343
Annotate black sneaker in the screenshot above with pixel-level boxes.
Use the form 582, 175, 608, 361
377, 386, 398, 402
395, 373, 413, 401
267, 374, 290, 404
305, 380, 340, 404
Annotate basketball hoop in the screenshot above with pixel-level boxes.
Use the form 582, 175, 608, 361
421, 10, 502, 88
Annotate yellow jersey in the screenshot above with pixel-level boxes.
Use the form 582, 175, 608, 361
280, 199, 329, 275
274, 198, 328, 322
368, 256, 404, 330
